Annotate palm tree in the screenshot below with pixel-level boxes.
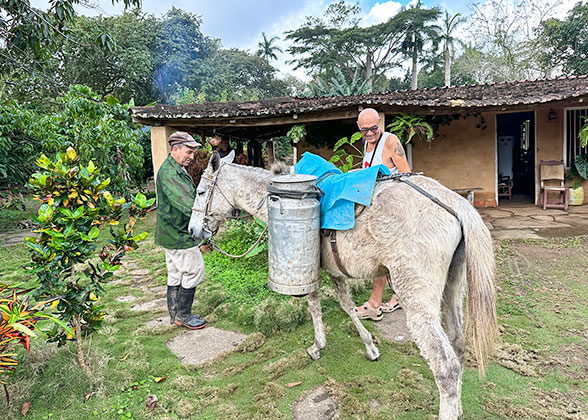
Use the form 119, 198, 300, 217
256, 32, 283, 61
440, 11, 465, 87
400, 0, 442, 90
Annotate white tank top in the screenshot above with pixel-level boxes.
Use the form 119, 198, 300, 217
362, 132, 399, 174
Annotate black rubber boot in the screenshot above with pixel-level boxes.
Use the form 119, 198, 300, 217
175, 287, 206, 330
167, 285, 180, 325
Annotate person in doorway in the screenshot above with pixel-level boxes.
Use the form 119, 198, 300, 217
354, 108, 411, 321
155, 131, 206, 329
209, 133, 236, 162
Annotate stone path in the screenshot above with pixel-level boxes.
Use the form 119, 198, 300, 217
0, 229, 35, 246
166, 327, 247, 365
375, 309, 412, 343
292, 387, 338, 420
480, 203, 588, 239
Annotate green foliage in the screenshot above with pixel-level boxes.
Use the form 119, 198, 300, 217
304, 67, 372, 97
0, 284, 71, 393
578, 116, 588, 149
537, 2, 588, 76
256, 32, 282, 61
0, 86, 144, 193
387, 113, 434, 145
329, 132, 364, 173
286, 124, 306, 144
285, 5, 418, 92
25, 148, 152, 366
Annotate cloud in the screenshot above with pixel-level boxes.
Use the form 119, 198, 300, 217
361, 1, 403, 27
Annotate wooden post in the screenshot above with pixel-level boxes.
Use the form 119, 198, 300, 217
267, 141, 275, 164
151, 126, 173, 182
378, 111, 386, 133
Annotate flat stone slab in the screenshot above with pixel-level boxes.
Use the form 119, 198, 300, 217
479, 209, 513, 218
144, 316, 174, 329
491, 230, 543, 240
115, 295, 138, 303
128, 268, 151, 277
145, 285, 167, 295
375, 309, 413, 343
492, 218, 571, 229
130, 298, 167, 312
0, 229, 36, 247
166, 327, 247, 365
292, 387, 338, 420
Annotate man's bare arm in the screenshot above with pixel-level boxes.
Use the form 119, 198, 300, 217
384, 135, 411, 173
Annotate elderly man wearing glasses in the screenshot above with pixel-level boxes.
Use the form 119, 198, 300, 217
354, 108, 411, 321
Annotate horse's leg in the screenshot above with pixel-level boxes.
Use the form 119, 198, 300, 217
441, 240, 466, 418
306, 290, 326, 360
396, 272, 462, 420
331, 276, 380, 361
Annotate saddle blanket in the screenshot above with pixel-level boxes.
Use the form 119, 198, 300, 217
294, 152, 390, 230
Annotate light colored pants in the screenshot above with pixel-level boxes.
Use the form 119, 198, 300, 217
163, 246, 205, 289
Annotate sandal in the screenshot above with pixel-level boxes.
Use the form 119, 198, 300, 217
354, 301, 383, 321
380, 299, 401, 313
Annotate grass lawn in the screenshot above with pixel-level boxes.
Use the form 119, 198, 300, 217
1, 212, 586, 419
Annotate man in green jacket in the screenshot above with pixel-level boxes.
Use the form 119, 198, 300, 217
155, 131, 206, 330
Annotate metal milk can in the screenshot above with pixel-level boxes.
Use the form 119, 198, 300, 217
267, 174, 321, 296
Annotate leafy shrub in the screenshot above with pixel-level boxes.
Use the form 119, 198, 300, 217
26, 148, 153, 370
0, 284, 71, 400
0, 86, 145, 194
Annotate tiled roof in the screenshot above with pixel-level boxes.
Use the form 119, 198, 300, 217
130, 76, 588, 122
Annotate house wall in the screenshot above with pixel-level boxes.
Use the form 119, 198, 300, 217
412, 112, 497, 207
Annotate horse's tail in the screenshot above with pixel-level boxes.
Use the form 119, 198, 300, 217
459, 204, 498, 376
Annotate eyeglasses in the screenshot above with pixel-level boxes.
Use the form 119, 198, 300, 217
359, 125, 379, 134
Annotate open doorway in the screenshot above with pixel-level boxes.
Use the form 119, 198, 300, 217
497, 111, 535, 204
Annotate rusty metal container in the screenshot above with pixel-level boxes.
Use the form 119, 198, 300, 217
267, 174, 321, 296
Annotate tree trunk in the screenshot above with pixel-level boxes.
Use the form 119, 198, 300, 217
365, 52, 373, 93
444, 46, 451, 87
70, 265, 87, 371
411, 45, 419, 90
74, 314, 87, 371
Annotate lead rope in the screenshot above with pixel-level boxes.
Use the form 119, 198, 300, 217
208, 224, 268, 258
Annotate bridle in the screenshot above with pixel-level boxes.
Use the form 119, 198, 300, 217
192, 162, 268, 258
193, 162, 236, 237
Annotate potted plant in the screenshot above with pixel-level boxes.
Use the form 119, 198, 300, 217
570, 119, 588, 205
569, 154, 587, 205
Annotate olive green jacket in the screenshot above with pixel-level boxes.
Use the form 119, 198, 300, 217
155, 155, 197, 249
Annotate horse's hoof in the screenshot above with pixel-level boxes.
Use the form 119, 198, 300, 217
307, 346, 321, 360
365, 346, 380, 361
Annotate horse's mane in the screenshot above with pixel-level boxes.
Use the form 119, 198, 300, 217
269, 161, 289, 175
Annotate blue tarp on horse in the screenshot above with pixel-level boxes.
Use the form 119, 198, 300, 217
294, 152, 390, 230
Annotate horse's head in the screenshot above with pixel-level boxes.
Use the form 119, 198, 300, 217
189, 150, 236, 240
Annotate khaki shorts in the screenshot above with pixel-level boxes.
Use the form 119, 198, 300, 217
163, 246, 205, 289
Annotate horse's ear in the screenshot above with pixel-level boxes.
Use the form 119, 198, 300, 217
208, 151, 221, 172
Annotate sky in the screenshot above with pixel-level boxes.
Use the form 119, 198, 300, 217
30, 0, 577, 80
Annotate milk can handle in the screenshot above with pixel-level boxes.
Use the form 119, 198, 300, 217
269, 195, 284, 215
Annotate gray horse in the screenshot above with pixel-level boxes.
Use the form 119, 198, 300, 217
189, 152, 498, 420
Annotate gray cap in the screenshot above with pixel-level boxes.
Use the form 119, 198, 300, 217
168, 131, 201, 148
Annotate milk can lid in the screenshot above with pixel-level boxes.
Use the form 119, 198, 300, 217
269, 174, 317, 193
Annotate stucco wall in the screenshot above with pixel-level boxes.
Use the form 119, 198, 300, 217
412, 113, 497, 207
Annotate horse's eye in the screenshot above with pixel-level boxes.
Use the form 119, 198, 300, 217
197, 191, 205, 196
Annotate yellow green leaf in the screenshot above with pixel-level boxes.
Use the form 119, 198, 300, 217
66, 147, 77, 161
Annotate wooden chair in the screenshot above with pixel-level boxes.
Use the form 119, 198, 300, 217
498, 174, 512, 200
539, 160, 568, 210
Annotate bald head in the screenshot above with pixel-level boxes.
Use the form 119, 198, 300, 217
357, 108, 381, 143
357, 108, 379, 125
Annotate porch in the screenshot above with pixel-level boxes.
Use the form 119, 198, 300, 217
479, 201, 588, 239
